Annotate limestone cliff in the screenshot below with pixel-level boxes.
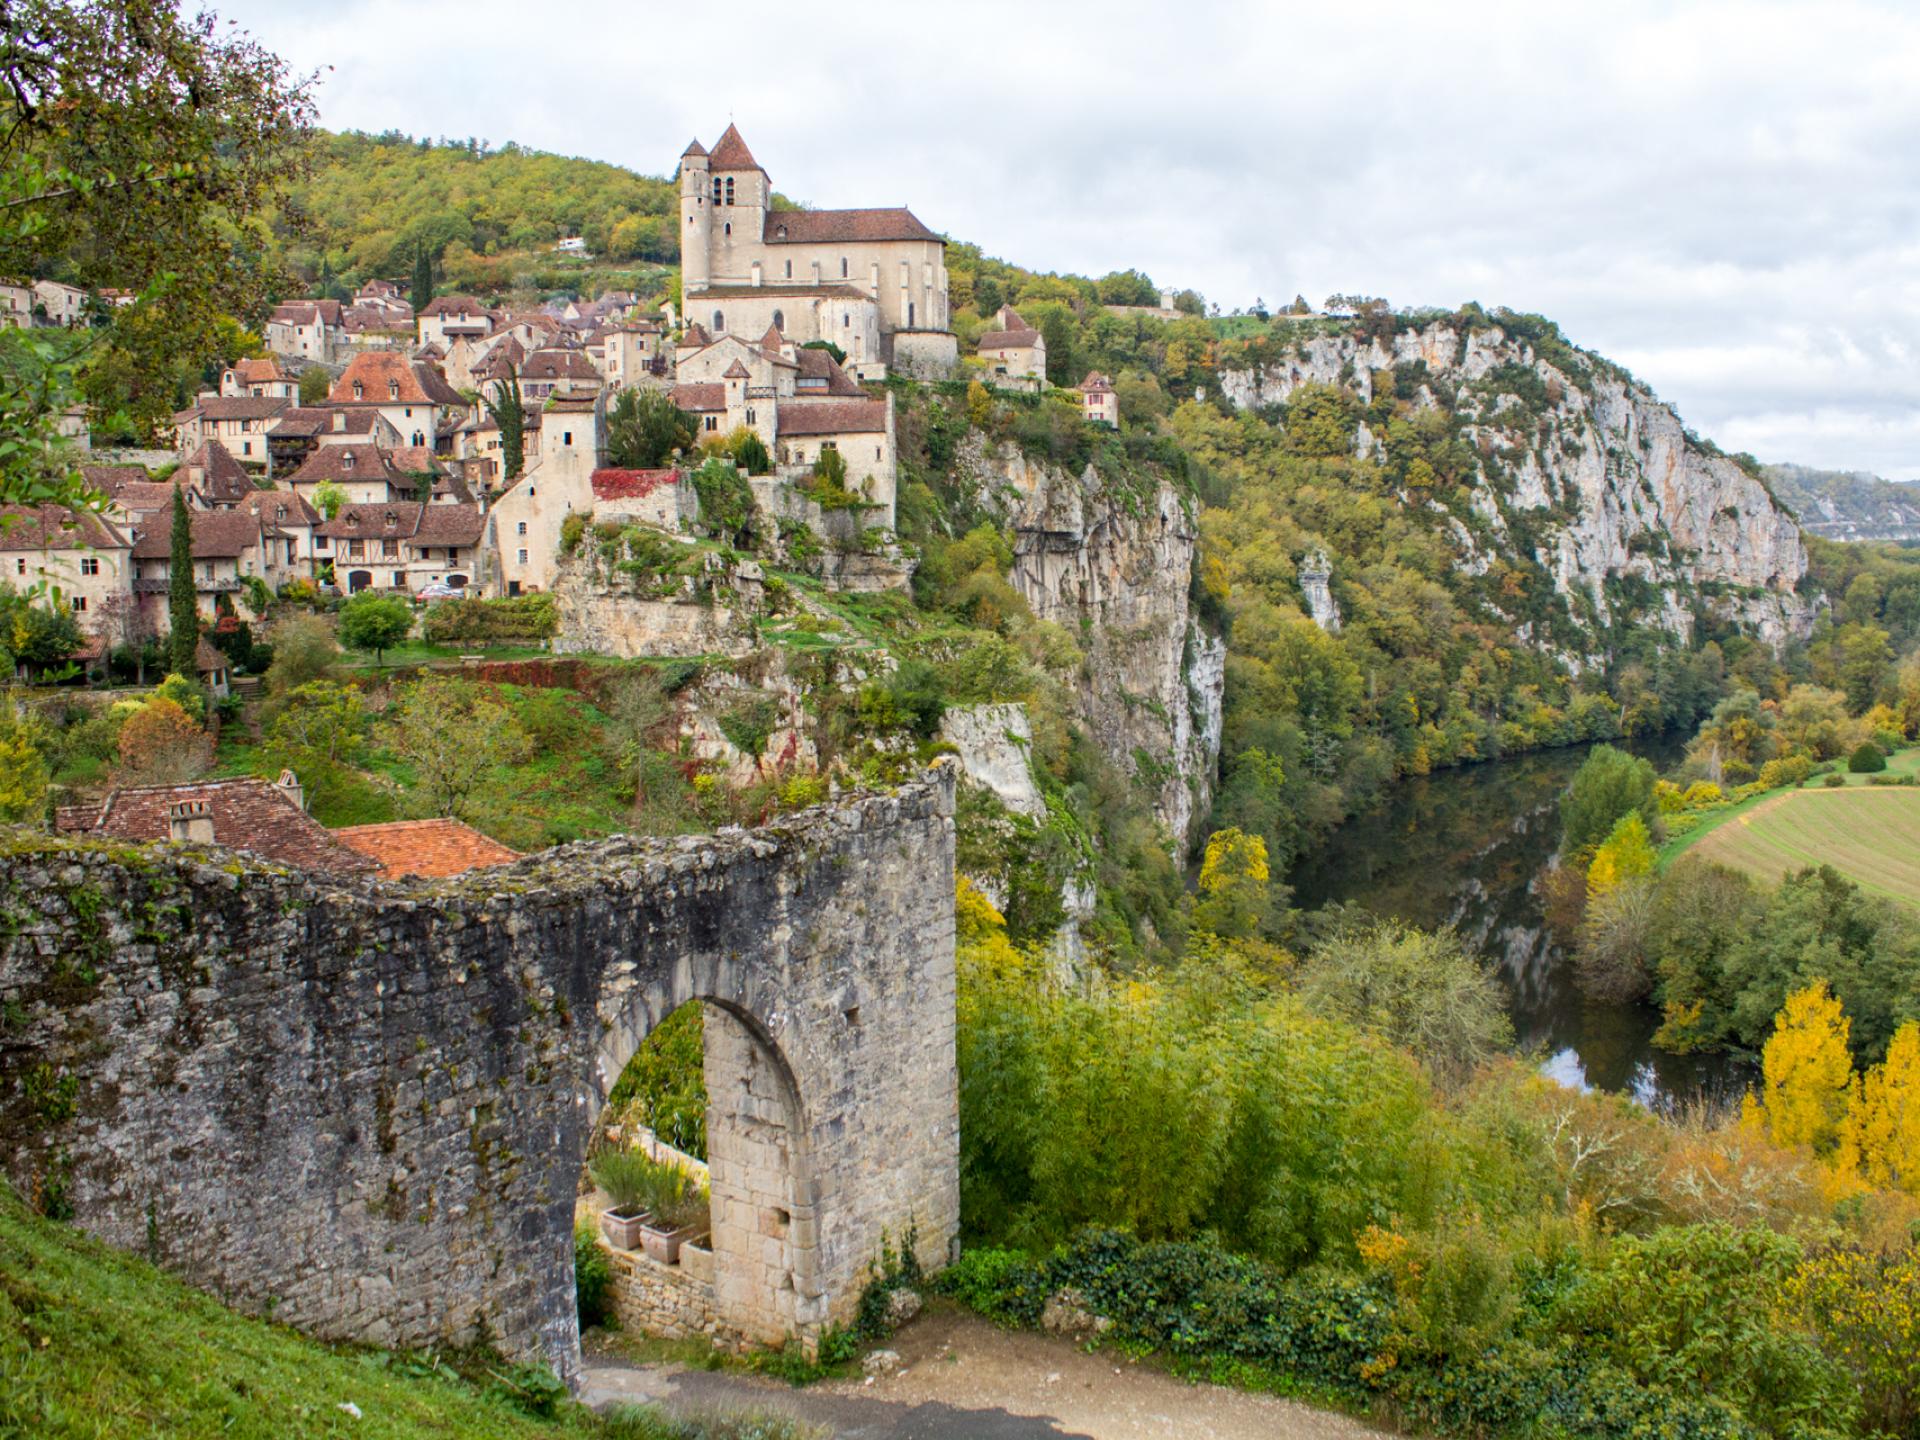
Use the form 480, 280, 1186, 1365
952, 435, 1224, 847
1217, 320, 1816, 658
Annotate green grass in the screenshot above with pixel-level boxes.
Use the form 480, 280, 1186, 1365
1659, 748, 1920, 869
1683, 785, 1920, 906
0, 1185, 632, 1438
339, 641, 558, 671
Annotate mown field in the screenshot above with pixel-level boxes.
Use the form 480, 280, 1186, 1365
1686, 786, 1920, 905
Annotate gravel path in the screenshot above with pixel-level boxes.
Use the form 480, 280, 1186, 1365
579, 1306, 1380, 1440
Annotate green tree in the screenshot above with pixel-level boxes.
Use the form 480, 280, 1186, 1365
0, 713, 49, 823
310, 480, 347, 521
166, 485, 198, 676
410, 245, 433, 314
337, 592, 411, 667
297, 366, 330, 405
1562, 743, 1657, 857
386, 675, 528, 819
483, 366, 526, 481
604, 386, 696, 469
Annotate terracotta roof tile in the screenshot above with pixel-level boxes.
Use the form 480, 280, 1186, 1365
777, 399, 888, 437
182, 440, 255, 504
329, 353, 467, 408
672, 382, 726, 412
764, 208, 941, 245
707, 123, 760, 171
184, 395, 290, 422
55, 775, 377, 875
0, 505, 130, 552
130, 508, 262, 561
286, 444, 414, 490
411, 503, 485, 546
333, 819, 520, 878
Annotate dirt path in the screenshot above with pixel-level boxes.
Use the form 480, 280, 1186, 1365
579, 1306, 1380, 1440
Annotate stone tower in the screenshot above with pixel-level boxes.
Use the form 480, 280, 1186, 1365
678, 139, 711, 292
705, 123, 767, 289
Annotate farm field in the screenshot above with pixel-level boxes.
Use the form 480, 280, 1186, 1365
1685, 785, 1920, 906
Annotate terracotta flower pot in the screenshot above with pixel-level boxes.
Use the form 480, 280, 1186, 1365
600, 1208, 649, 1251
640, 1220, 702, 1266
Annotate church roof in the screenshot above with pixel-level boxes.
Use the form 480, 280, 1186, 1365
681, 138, 708, 158
707, 123, 761, 171
764, 208, 941, 245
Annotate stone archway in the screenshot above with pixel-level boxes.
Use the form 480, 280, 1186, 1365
0, 770, 961, 1383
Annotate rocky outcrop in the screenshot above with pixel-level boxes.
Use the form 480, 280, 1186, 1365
1218, 321, 1816, 657
939, 703, 1044, 819
1298, 547, 1341, 633
954, 436, 1224, 847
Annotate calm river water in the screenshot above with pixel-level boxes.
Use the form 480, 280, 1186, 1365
1290, 738, 1752, 1107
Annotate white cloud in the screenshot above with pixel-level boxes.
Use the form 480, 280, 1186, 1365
223, 0, 1920, 474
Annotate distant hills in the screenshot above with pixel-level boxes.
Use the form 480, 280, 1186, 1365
1764, 463, 1920, 543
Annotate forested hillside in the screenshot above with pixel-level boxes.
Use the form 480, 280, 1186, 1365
1766, 463, 1920, 542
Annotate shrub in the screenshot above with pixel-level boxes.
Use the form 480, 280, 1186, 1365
1757, 754, 1813, 789
575, 1220, 614, 1329
588, 1147, 655, 1215
1849, 742, 1887, 774
1824, 772, 1847, 788
420, 593, 558, 644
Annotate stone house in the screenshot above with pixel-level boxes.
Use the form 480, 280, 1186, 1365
32, 279, 88, 327
219, 357, 299, 400
589, 468, 693, 531
264, 300, 343, 362
521, 347, 604, 401
319, 500, 486, 594
416, 295, 497, 349
326, 352, 468, 449
282, 442, 423, 509
976, 306, 1046, 390
776, 398, 897, 529
171, 397, 290, 468
601, 322, 668, 389
0, 281, 31, 328
55, 773, 378, 874
0, 505, 133, 628
678, 125, 955, 379
1078, 372, 1118, 427
130, 507, 275, 623
485, 394, 599, 597
237, 488, 323, 579
178, 441, 257, 508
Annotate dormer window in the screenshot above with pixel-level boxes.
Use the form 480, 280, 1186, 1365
383, 511, 397, 528
342, 452, 354, 470
388, 379, 399, 400
352, 382, 363, 400
776, 225, 788, 240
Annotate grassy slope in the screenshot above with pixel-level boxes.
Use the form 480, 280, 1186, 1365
0, 1187, 610, 1440
1659, 748, 1920, 873
1683, 785, 1920, 905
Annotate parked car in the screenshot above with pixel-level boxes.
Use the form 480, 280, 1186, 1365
415, 580, 459, 602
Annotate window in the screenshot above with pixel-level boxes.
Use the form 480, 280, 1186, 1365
203, 562, 215, 580
563, 431, 573, 445
392, 572, 404, 588
772, 309, 784, 331
243, 442, 252, 456
712, 310, 724, 332
388, 380, 399, 400
723, 221, 730, 236
710, 176, 722, 205
80, 557, 99, 576
352, 382, 363, 400
841, 257, 848, 278
784, 260, 791, 279
724, 176, 734, 206
746, 408, 755, 425
516, 521, 527, 536
908, 301, 915, 328
844, 314, 850, 327
71, 596, 85, 612
704, 415, 718, 431
517, 548, 528, 565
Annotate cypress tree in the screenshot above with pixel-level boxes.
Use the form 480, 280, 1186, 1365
484, 364, 525, 480
411, 246, 433, 314
166, 485, 198, 676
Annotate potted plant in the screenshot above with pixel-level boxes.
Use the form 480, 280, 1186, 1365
637, 1156, 711, 1267
589, 1147, 653, 1251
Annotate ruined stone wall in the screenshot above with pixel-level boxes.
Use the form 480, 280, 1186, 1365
0, 769, 960, 1383
605, 1241, 716, 1340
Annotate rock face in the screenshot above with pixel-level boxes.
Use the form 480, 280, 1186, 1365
1218, 321, 1816, 657
938, 703, 1044, 819
1298, 547, 1341, 633
0, 774, 961, 1385
956, 436, 1224, 848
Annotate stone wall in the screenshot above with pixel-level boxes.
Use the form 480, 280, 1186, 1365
605, 1238, 716, 1340
0, 768, 960, 1383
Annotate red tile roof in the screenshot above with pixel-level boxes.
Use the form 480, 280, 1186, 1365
130, 508, 262, 560
55, 775, 377, 876
239, 489, 320, 530
184, 395, 291, 422
182, 441, 255, 504
1081, 372, 1115, 394
523, 348, 601, 382
0, 505, 130, 552
329, 352, 467, 408
231, 356, 290, 383
333, 819, 520, 879
764, 208, 941, 245
269, 300, 343, 327
412, 503, 485, 546
777, 399, 888, 437
421, 295, 490, 318
107, 481, 194, 517
80, 464, 151, 494
707, 123, 761, 172
285, 444, 414, 490
672, 382, 726, 412
794, 346, 865, 395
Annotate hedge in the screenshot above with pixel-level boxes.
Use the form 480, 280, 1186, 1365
421, 593, 558, 644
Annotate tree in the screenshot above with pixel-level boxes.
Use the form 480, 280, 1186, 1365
337, 592, 411, 667
604, 386, 696, 469
1191, 827, 1273, 940
265, 680, 366, 768
6, 593, 81, 671
483, 364, 526, 480
726, 427, 770, 476
1751, 980, 1853, 1154
262, 614, 340, 709
1296, 918, 1513, 1083
166, 485, 198, 677
604, 667, 673, 815
411, 245, 433, 314
1587, 812, 1655, 898
311, 480, 347, 521
0, 714, 49, 823
1840, 1020, 1920, 1193
116, 694, 211, 785
1562, 744, 1658, 857
0, 0, 317, 465
386, 675, 528, 818
1849, 741, 1887, 774
298, 366, 331, 405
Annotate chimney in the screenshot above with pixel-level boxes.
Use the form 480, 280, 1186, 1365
275, 768, 305, 812
167, 798, 214, 845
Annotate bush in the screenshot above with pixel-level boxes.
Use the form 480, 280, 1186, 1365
575, 1220, 614, 1329
420, 593, 558, 645
1757, 754, 1813, 789
1849, 742, 1887, 774
1824, 772, 1847, 788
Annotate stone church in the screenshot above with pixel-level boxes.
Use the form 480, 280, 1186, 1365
678, 125, 956, 379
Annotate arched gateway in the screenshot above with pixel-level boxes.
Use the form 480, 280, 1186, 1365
0, 770, 960, 1382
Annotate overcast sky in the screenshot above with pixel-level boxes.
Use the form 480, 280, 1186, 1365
224, 0, 1920, 478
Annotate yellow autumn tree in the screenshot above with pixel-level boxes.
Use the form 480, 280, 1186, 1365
1192, 827, 1270, 939
1839, 1020, 1920, 1192
1750, 981, 1854, 1154
1587, 812, 1656, 899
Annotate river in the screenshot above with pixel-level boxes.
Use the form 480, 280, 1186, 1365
1289, 738, 1752, 1108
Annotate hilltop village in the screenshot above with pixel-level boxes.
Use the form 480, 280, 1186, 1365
6, 126, 1120, 639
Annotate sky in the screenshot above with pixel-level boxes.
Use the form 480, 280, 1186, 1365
223, 0, 1920, 478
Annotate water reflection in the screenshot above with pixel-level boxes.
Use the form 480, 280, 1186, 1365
1290, 739, 1753, 1107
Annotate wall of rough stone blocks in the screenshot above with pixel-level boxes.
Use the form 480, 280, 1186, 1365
605, 1240, 715, 1340
0, 766, 959, 1383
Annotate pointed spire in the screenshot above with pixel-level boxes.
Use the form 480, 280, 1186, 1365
760, 322, 784, 353
708, 123, 761, 172
681, 138, 708, 157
